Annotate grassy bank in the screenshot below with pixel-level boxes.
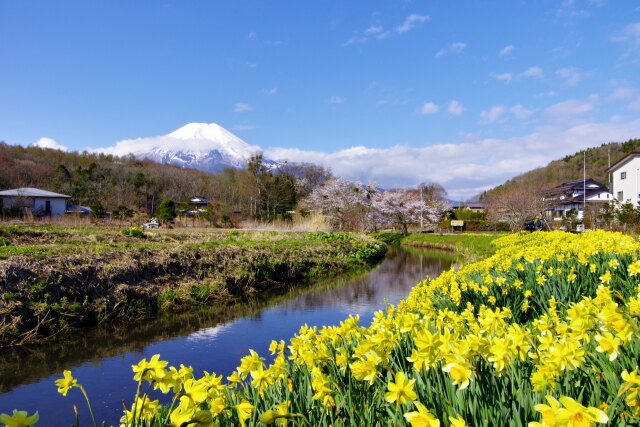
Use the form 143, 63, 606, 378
0, 226, 386, 346
372, 231, 500, 262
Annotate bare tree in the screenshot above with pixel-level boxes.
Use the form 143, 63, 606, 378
485, 186, 548, 232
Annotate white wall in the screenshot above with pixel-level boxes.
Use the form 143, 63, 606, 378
611, 156, 640, 206
0, 196, 68, 216
33, 198, 67, 216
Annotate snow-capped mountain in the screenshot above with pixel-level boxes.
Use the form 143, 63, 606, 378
126, 122, 267, 172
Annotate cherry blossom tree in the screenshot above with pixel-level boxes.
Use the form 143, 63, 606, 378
302, 177, 376, 231
372, 185, 451, 234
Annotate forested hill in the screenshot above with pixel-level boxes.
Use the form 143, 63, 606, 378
0, 142, 323, 219
481, 138, 640, 199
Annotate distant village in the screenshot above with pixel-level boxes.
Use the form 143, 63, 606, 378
2, 149, 640, 233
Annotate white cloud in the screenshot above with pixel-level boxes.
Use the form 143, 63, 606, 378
545, 98, 595, 120
419, 102, 439, 115
535, 91, 559, 98
262, 88, 278, 95
613, 22, 640, 47
480, 106, 506, 123
30, 137, 67, 151
396, 14, 429, 33
494, 72, 514, 84
264, 117, 640, 200
234, 103, 254, 113
364, 26, 383, 35
610, 87, 635, 100
436, 42, 467, 57
344, 14, 428, 46
521, 66, 544, 78
555, 67, 587, 86
629, 99, 640, 111
492, 66, 543, 83
510, 105, 534, 120
330, 96, 345, 104
447, 100, 465, 116
499, 45, 515, 56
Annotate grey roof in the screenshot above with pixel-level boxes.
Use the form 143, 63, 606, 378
65, 204, 92, 213
0, 187, 71, 198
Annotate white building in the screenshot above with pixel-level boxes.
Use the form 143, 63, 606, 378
606, 152, 640, 206
0, 187, 71, 217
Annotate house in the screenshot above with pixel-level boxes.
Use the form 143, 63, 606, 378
0, 187, 71, 217
543, 179, 612, 220
189, 195, 210, 210
605, 151, 640, 206
466, 201, 486, 213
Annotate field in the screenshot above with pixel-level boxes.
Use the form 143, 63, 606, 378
0, 226, 386, 346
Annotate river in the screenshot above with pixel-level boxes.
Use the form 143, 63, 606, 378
0, 246, 454, 426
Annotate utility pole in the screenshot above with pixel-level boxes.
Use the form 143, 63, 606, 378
583, 151, 586, 226
420, 185, 424, 229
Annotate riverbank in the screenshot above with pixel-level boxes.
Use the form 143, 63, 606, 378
0, 226, 386, 346
372, 231, 499, 262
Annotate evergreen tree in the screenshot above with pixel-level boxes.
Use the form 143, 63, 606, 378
156, 199, 177, 222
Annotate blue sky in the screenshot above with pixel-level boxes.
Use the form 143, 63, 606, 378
2, 0, 640, 199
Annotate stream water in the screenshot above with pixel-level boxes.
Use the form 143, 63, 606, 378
0, 246, 454, 426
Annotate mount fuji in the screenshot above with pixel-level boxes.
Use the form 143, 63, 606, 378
112, 123, 269, 172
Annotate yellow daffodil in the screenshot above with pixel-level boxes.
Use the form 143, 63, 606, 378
0, 410, 39, 427
385, 371, 417, 405
403, 402, 440, 427
132, 354, 168, 382
55, 370, 77, 396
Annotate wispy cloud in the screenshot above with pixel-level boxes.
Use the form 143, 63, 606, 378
610, 87, 635, 100
447, 100, 465, 116
494, 72, 514, 84
344, 14, 429, 46
545, 97, 596, 121
612, 22, 640, 46
396, 14, 430, 33
510, 105, 534, 120
612, 22, 640, 57
419, 102, 439, 115
521, 66, 544, 78
499, 45, 515, 56
492, 66, 543, 83
30, 137, 67, 151
480, 106, 506, 123
330, 96, 345, 104
262, 88, 278, 95
436, 42, 467, 58
555, 67, 588, 86
234, 103, 254, 113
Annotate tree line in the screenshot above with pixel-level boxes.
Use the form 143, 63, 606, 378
0, 143, 452, 231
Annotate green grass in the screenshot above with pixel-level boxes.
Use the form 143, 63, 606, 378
400, 233, 501, 262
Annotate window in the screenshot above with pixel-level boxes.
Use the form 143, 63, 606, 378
618, 191, 624, 201
621, 171, 627, 180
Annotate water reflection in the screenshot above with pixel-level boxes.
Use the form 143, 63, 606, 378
0, 247, 452, 426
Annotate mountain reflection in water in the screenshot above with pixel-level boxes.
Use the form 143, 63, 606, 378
0, 246, 453, 426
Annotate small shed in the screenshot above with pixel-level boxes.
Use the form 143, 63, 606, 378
0, 187, 71, 217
